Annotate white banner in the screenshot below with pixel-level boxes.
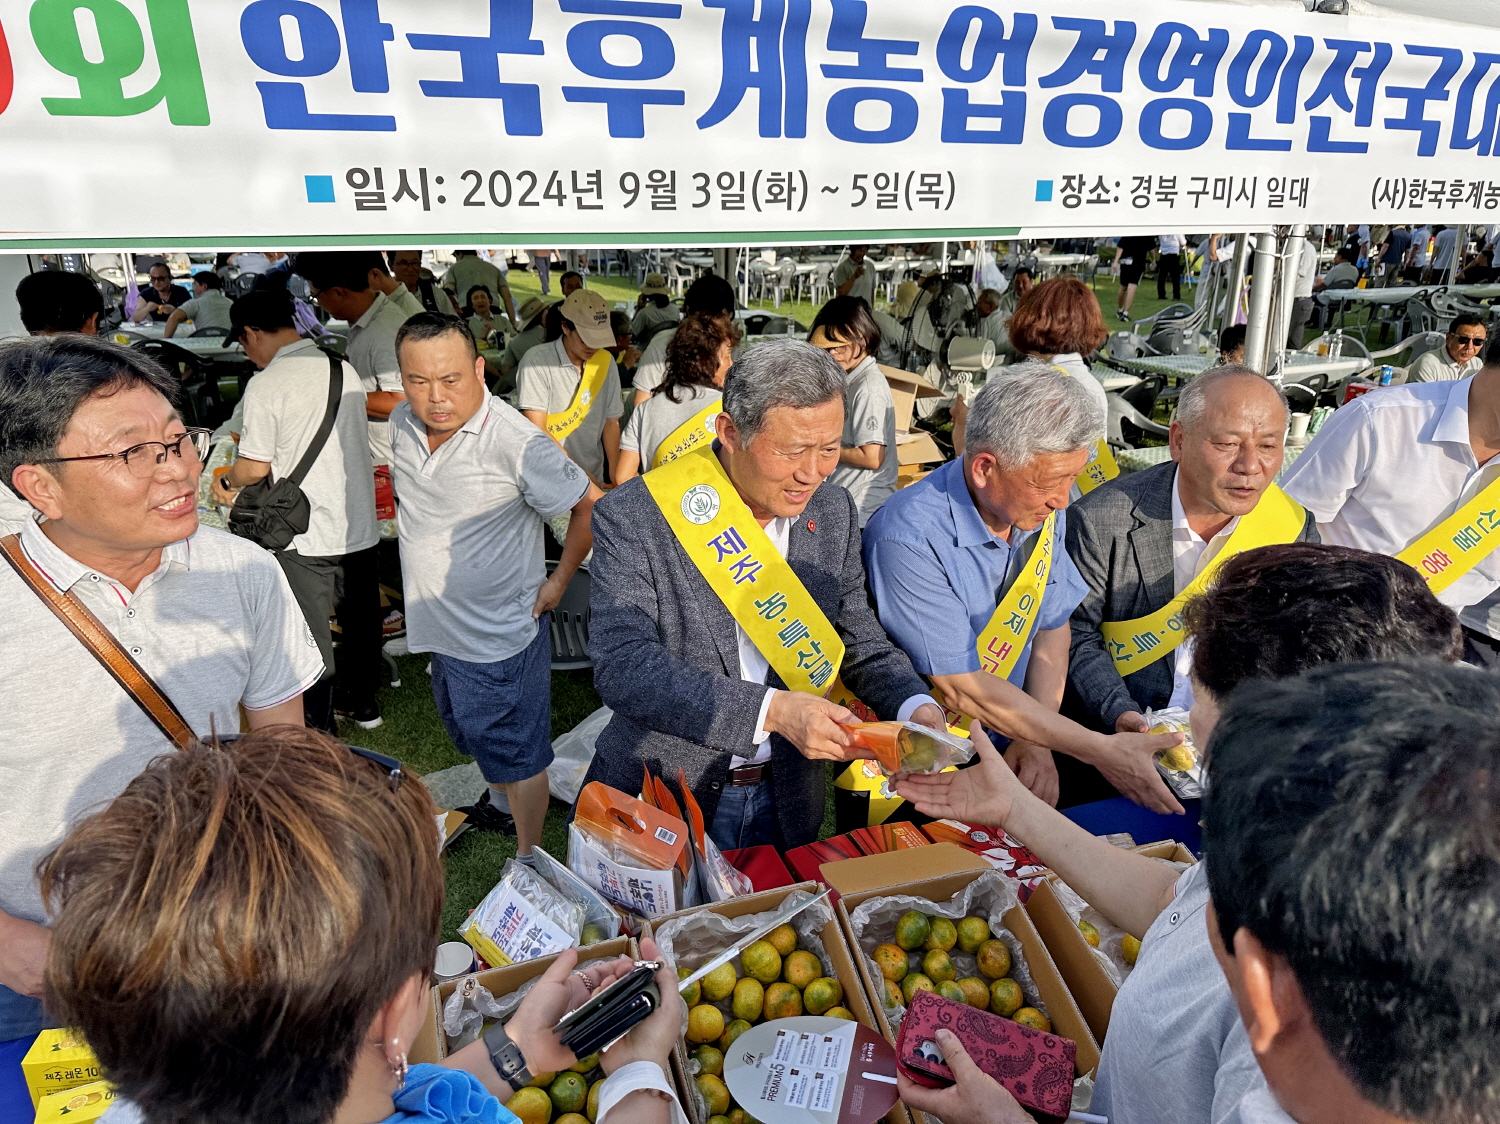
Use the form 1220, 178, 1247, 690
2, 0, 1500, 246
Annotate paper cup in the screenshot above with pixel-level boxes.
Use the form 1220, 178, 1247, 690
435, 942, 475, 980
1289, 412, 1311, 441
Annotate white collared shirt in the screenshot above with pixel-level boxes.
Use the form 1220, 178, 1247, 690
344, 289, 410, 467
1281, 377, 1500, 636
1167, 475, 1241, 710
1407, 347, 1483, 383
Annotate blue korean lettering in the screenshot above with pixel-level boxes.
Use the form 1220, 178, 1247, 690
1450, 53, 1500, 155
560, 0, 685, 137
1384, 45, 1463, 157
1139, 22, 1228, 96
1039, 18, 1136, 93
240, 0, 395, 130
936, 9, 1033, 144
407, 0, 544, 136
821, 0, 920, 144
1042, 94, 1122, 148
1303, 39, 1391, 153
707, 526, 747, 562
697, 0, 809, 138
728, 556, 763, 585
1225, 30, 1292, 150
1140, 98, 1212, 150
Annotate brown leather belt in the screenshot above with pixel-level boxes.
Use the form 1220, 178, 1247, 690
729, 762, 772, 787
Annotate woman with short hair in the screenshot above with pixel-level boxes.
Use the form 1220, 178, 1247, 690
467, 286, 501, 346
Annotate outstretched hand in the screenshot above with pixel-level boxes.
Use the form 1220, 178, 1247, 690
894, 725, 1023, 827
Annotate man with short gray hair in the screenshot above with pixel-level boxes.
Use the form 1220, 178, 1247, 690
1066, 365, 1316, 800
584, 338, 944, 851
865, 362, 1182, 812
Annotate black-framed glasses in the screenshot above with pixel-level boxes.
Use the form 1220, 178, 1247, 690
348, 745, 405, 792
1453, 334, 1487, 347
37, 428, 211, 479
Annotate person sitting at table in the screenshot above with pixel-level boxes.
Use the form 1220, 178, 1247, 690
895, 542, 1460, 1124
560, 270, 585, 298
130, 262, 191, 324
163, 271, 232, 338
499, 297, 553, 381
865, 364, 1182, 813
15, 269, 103, 336
386, 249, 459, 317
809, 296, 898, 526
633, 275, 737, 406
1312, 247, 1359, 292
39, 725, 689, 1124
616, 312, 736, 483
609, 311, 641, 385
1405, 313, 1487, 383
1457, 246, 1495, 285
442, 250, 517, 327
1064, 367, 1316, 786
1218, 323, 1247, 365
466, 285, 502, 347
631, 274, 681, 352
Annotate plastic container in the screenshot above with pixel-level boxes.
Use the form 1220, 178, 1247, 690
1143, 708, 1203, 800
846, 721, 975, 777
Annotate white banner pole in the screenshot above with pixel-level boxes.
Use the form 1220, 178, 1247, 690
1243, 233, 1280, 375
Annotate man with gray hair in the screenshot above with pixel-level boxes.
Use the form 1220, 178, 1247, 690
1066, 365, 1316, 799
865, 361, 1182, 812
584, 339, 945, 850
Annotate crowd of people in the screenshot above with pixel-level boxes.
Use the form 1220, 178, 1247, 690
1, 240, 1499, 1124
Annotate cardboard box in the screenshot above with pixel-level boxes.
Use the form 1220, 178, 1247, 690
1135, 839, 1198, 865
646, 883, 891, 1124
881, 365, 943, 434
895, 430, 943, 468
411, 936, 636, 1064
34, 1080, 115, 1124
22, 1029, 103, 1108
896, 470, 932, 490
823, 847, 1100, 1092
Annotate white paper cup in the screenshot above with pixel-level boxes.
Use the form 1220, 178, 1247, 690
435, 941, 476, 980
1289, 412, 1311, 441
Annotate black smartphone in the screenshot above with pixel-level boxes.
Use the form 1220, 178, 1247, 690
553, 961, 663, 1060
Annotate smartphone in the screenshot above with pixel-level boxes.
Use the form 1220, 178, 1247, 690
553, 961, 663, 1060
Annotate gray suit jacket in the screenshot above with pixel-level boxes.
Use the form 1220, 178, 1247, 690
1065, 461, 1318, 730
583, 476, 928, 847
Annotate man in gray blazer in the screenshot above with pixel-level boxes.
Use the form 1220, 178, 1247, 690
584, 340, 944, 849
1067, 367, 1318, 743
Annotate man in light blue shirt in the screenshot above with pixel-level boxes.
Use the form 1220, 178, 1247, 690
865, 362, 1178, 807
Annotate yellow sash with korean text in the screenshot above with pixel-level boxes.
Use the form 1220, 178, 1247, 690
546, 349, 612, 442
1075, 440, 1120, 495
1100, 484, 1305, 674
643, 448, 844, 695
1395, 474, 1500, 594
650, 398, 723, 469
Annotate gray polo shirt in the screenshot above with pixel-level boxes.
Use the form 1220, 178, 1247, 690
516, 337, 623, 482
632, 327, 675, 395
236, 339, 378, 558
502, 323, 548, 376
444, 256, 507, 304
345, 290, 410, 467
621, 384, 722, 467
390, 395, 589, 663
827, 356, 897, 525
1407, 348, 1482, 383
178, 288, 233, 333
834, 257, 876, 305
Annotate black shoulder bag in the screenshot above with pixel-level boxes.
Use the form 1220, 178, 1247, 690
227, 352, 343, 552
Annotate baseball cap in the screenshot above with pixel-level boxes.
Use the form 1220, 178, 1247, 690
561, 289, 615, 349
891, 280, 920, 318
640, 271, 670, 296
517, 296, 552, 326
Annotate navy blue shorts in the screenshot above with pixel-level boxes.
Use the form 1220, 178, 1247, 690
430, 618, 554, 785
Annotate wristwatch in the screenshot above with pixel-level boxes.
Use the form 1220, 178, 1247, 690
483, 1021, 533, 1092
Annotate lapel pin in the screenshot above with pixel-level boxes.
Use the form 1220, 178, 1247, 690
807, 520, 816, 532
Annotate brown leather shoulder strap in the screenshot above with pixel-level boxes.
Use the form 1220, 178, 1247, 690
1, 533, 195, 750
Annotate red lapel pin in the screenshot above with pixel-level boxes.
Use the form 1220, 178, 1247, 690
807, 520, 816, 532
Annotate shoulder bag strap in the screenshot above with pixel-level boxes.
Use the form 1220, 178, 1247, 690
0, 533, 195, 750
286, 352, 345, 487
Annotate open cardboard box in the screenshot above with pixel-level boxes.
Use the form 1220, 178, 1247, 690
1025, 840, 1199, 1043
411, 936, 636, 1065
822, 845, 1099, 1105
645, 882, 893, 1124
880, 364, 943, 434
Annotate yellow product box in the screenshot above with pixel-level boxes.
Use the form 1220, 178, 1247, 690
22, 1029, 104, 1108
35, 1080, 115, 1123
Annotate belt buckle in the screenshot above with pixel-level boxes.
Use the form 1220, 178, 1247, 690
730, 763, 767, 787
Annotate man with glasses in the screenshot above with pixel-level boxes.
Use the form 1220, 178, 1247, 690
0, 335, 323, 1047
129, 262, 191, 324
1407, 314, 1487, 383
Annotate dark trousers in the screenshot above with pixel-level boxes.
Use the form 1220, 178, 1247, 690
1156, 253, 1181, 301
1286, 297, 1315, 349
277, 544, 382, 731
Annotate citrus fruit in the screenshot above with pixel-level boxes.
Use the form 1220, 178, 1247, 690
1122, 934, 1141, 965
580, 924, 607, 945
558, 1114, 590, 1124
528, 1072, 557, 1089
568, 1053, 599, 1074
732, 977, 764, 1023
727, 1111, 748, 1124
894, 910, 931, 950
976, 939, 1013, 980
1013, 1007, 1051, 1032
507, 1086, 553, 1124
803, 977, 843, 1015
923, 917, 958, 952
679, 967, 701, 1007
901, 973, 935, 1004
692, 1044, 724, 1077
708, 1117, 730, 1124
1161, 744, 1197, 773
988, 978, 1023, 1018
955, 916, 992, 954
587, 1080, 604, 1122
871, 943, 908, 982
766, 923, 798, 957
742, 940, 782, 984
763, 981, 803, 1019
1077, 920, 1100, 948
702, 962, 738, 1002
882, 979, 902, 1008
688, 1003, 726, 1043
921, 949, 956, 983
719, 1018, 753, 1052
549, 1073, 588, 1116
783, 950, 822, 990
958, 977, 990, 1009
696, 1074, 730, 1117
936, 980, 967, 1004
824, 1006, 855, 1021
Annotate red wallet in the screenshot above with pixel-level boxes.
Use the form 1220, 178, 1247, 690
894, 990, 1076, 1120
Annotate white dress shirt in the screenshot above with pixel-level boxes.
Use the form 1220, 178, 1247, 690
1281, 378, 1500, 636
1167, 475, 1240, 711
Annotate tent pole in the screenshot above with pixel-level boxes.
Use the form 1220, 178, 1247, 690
1274, 224, 1308, 377
1222, 234, 1251, 337
1243, 233, 1280, 375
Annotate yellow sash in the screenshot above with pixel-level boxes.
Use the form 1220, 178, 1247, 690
1100, 484, 1306, 674
1395, 473, 1500, 595
1075, 440, 1120, 496
650, 397, 723, 469
643, 448, 844, 694
546, 349, 612, 442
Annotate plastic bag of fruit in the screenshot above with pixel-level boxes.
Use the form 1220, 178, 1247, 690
652, 889, 848, 1123
1143, 706, 1203, 799
460, 858, 586, 972
845, 721, 975, 779
530, 844, 626, 944
1046, 879, 1133, 985
847, 869, 1047, 1035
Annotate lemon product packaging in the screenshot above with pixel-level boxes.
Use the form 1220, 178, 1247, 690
34, 1080, 115, 1124
1143, 706, 1203, 800
529, 841, 626, 941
